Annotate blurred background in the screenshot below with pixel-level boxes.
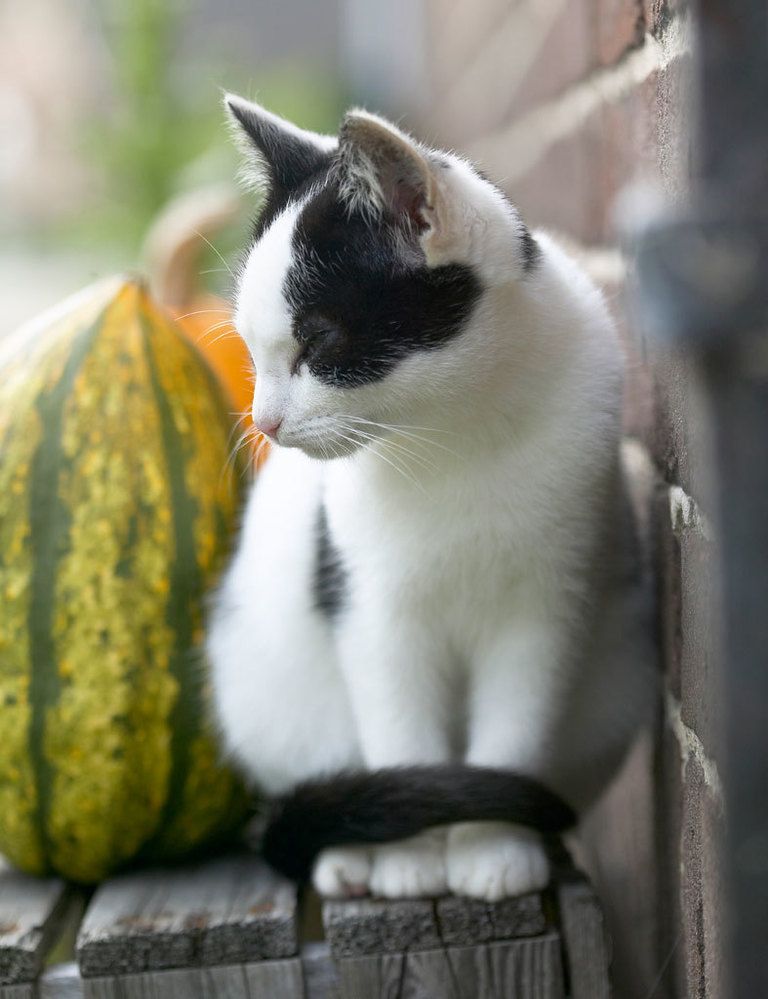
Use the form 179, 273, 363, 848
0, 0, 430, 332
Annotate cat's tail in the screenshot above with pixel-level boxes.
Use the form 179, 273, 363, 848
260, 764, 576, 882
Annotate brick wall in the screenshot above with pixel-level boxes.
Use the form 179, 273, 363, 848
418, 4, 723, 996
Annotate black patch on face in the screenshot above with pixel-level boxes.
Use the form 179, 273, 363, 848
313, 504, 347, 620
283, 182, 482, 387
250, 153, 334, 244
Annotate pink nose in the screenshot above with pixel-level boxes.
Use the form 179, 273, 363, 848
255, 418, 282, 439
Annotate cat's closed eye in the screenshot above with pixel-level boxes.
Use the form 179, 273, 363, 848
292, 315, 344, 373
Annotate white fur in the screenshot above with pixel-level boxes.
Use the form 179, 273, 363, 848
208, 115, 654, 901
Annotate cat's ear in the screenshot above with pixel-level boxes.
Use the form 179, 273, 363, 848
337, 110, 449, 258
225, 93, 335, 196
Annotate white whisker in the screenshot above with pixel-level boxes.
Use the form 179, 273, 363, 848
338, 421, 439, 475
194, 231, 236, 282
174, 308, 231, 322
332, 427, 425, 493
337, 415, 462, 460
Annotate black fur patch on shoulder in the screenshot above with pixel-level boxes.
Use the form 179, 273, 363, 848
313, 504, 347, 619
283, 182, 482, 387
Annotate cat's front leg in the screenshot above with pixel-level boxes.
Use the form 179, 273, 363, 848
313, 617, 453, 898
446, 615, 569, 900
337, 614, 454, 767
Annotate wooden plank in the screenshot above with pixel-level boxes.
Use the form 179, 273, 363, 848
76, 853, 298, 977
243, 957, 304, 997
435, 892, 546, 946
0, 985, 36, 999
301, 943, 339, 999
322, 899, 440, 958
557, 879, 611, 999
42, 954, 336, 999
40, 962, 84, 999
80, 958, 304, 999
0, 865, 71, 986
323, 891, 548, 959
335, 934, 565, 999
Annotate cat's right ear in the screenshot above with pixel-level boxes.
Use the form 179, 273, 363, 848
224, 94, 336, 197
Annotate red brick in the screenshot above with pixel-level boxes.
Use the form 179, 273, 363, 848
505, 0, 595, 119
644, 0, 686, 36
653, 722, 689, 997
596, 0, 646, 66
595, 72, 661, 240
430, 0, 596, 147
680, 757, 725, 999
621, 316, 656, 439
490, 55, 689, 245
426, 0, 513, 95
678, 520, 720, 762
506, 120, 602, 242
651, 346, 713, 501
657, 487, 684, 701
577, 731, 663, 999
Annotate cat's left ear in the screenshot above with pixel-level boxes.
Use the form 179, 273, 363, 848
337, 110, 450, 263
225, 93, 335, 196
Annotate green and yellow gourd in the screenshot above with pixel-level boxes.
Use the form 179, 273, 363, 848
0, 277, 249, 883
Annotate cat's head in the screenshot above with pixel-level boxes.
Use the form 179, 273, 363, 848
226, 95, 538, 459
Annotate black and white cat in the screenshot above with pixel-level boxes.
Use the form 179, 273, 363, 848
207, 96, 654, 902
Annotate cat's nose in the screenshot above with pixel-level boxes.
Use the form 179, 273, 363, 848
255, 417, 282, 439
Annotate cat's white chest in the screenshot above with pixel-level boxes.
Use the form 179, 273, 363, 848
325, 453, 532, 631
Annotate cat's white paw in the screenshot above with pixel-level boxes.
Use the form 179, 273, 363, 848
312, 845, 373, 898
445, 822, 549, 901
369, 831, 448, 898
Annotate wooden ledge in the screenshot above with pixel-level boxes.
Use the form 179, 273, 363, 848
0, 855, 610, 998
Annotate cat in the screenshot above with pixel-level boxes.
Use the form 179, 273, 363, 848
206, 94, 654, 902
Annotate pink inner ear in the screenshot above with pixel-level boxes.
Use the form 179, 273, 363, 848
392, 177, 429, 232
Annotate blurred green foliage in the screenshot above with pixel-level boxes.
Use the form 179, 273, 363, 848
55, 0, 345, 277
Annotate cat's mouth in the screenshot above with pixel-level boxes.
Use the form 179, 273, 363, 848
280, 425, 365, 461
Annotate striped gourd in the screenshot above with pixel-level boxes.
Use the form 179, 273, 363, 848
0, 278, 249, 883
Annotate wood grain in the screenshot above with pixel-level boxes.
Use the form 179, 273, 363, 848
76, 853, 298, 977
0, 865, 70, 986
39, 961, 84, 999
334, 934, 566, 999
301, 942, 340, 999
0, 985, 36, 999
323, 899, 440, 958
435, 893, 546, 946
323, 891, 547, 959
557, 879, 611, 999
80, 958, 304, 999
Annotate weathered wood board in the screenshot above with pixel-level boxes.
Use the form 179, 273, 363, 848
76, 853, 299, 978
322, 891, 546, 958
557, 878, 611, 999
38, 950, 340, 999
39, 961, 83, 999
3, 852, 610, 998
0, 864, 71, 987
333, 933, 565, 999
79, 957, 305, 999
